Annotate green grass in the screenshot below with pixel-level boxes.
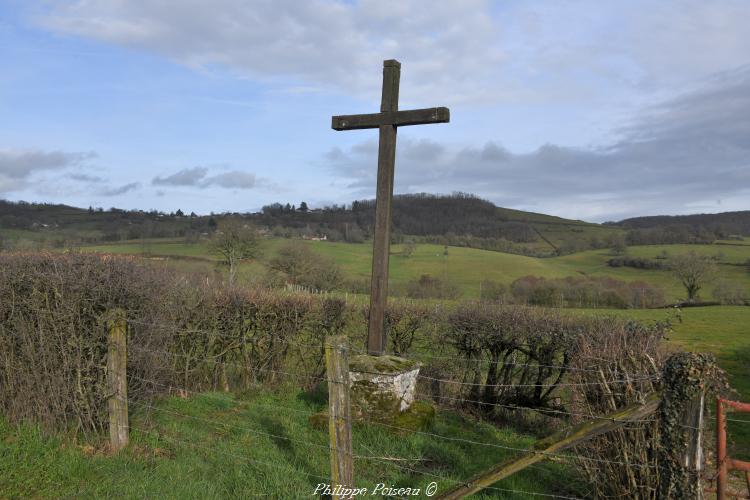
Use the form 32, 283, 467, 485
73, 238, 750, 302
0, 390, 584, 499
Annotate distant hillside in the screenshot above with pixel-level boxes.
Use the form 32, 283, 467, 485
0, 199, 207, 245
612, 210, 750, 245
8, 195, 748, 256
257, 193, 624, 255
1, 194, 622, 256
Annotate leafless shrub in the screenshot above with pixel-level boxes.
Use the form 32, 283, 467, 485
439, 303, 576, 414
0, 252, 173, 435
567, 317, 669, 499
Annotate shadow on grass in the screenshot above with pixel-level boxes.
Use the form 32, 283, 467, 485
255, 415, 321, 488
296, 382, 328, 408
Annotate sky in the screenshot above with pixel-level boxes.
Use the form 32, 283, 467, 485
1, 0, 749, 222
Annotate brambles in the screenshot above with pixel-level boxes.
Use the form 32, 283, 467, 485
568, 319, 667, 498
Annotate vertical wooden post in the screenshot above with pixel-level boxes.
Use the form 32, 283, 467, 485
717, 398, 728, 500
107, 309, 129, 452
682, 389, 705, 497
367, 59, 400, 356
325, 336, 354, 497
659, 352, 716, 499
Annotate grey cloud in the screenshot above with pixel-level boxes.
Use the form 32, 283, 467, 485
203, 171, 256, 189
101, 182, 141, 196
152, 167, 209, 186
0, 149, 96, 179
152, 167, 257, 190
0, 149, 97, 194
327, 67, 750, 221
69, 173, 105, 183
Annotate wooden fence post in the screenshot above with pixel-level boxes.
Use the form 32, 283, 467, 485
658, 352, 720, 499
107, 309, 129, 452
436, 392, 662, 499
325, 335, 354, 497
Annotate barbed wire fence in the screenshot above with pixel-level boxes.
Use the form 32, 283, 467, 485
97, 313, 747, 499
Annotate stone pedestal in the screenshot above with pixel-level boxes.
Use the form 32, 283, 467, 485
348, 354, 433, 431
309, 354, 435, 432
349, 355, 420, 413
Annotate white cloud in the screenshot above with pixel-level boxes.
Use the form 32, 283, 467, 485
38, 0, 750, 106
39, 0, 504, 104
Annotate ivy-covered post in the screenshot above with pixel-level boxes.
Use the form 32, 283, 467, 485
658, 352, 728, 499
107, 309, 129, 452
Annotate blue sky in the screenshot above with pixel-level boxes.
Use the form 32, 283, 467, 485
1, 0, 749, 221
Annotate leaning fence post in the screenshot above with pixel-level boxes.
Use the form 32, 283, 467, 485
658, 352, 722, 499
107, 309, 129, 452
325, 335, 354, 497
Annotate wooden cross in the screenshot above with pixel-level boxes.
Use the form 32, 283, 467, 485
332, 59, 450, 356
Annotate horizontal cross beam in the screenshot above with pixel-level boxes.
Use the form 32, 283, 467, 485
332, 107, 449, 131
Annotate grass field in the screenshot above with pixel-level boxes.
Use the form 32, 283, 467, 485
77, 237, 750, 302
0, 389, 584, 499
3, 237, 748, 496
2, 306, 746, 497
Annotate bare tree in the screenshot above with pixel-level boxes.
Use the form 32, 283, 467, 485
402, 240, 417, 257
269, 241, 344, 291
671, 251, 717, 301
209, 219, 261, 285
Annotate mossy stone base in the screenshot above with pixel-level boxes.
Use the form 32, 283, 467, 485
308, 355, 430, 433
349, 355, 421, 418
308, 400, 435, 433
348, 354, 420, 374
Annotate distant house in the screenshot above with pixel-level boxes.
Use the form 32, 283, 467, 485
302, 234, 328, 241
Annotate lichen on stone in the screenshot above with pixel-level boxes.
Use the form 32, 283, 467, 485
349, 354, 420, 374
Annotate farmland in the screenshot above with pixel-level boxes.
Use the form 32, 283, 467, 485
73, 238, 750, 458
76, 237, 750, 302
0, 390, 583, 498
2, 216, 750, 498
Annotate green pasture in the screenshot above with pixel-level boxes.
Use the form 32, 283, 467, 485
74, 238, 750, 302
0, 390, 583, 499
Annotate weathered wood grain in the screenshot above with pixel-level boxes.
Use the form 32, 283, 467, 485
366, 60, 400, 356
325, 336, 354, 496
331, 107, 450, 130
331, 59, 449, 356
107, 309, 129, 452
437, 392, 662, 499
